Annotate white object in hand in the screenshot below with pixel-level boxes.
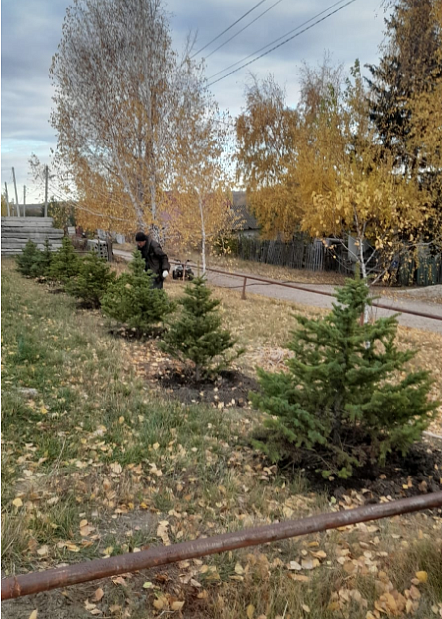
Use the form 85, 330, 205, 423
162, 270, 169, 278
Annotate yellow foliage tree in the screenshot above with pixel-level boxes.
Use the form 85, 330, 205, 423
236, 75, 300, 239
166, 64, 234, 272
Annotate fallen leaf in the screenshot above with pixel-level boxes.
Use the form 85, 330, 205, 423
153, 596, 167, 610
112, 576, 126, 586
12, 498, 23, 508
247, 604, 255, 619
234, 562, 244, 575
92, 587, 104, 602
157, 521, 171, 546
171, 600, 185, 611
416, 571, 428, 583
288, 574, 310, 583
28, 612, 38, 619
288, 561, 302, 571
110, 463, 122, 475
301, 558, 320, 570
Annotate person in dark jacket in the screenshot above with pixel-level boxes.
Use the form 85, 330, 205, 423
135, 231, 171, 289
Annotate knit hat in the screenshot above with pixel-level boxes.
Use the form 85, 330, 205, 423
135, 232, 148, 242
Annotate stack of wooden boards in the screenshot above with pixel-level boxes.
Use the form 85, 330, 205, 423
1, 217, 64, 255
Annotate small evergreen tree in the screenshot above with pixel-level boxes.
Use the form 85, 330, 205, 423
49, 236, 81, 283
160, 276, 243, 381
16, 239, 53, 278
251, 278, 437, 478
38, 239, 54, 277
101, 250, 173, 335
66, 251, 116, 308
16, 241, 42, 277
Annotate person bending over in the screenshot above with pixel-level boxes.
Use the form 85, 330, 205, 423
135, 231, 170, 290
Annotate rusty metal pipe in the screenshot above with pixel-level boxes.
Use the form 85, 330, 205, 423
3, 492, 441, 601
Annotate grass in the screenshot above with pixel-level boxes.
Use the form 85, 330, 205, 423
1, 258, 442, 619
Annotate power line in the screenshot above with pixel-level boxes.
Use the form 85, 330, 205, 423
191, 0, 269, 59
204, 0, 284, 61
206, 0, 351, 83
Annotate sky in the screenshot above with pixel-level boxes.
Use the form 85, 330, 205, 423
1, 0, 389, 204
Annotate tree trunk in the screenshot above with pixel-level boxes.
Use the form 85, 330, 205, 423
198, 194, 206, 275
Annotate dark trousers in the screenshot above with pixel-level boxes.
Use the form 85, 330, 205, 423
152, 278, 163, 290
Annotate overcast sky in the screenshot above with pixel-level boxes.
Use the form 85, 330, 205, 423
1, 0, 388, 203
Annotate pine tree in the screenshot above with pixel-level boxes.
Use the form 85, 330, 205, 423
66, 251, 116, 308
160, 276, 243, 381
101, 250, 173, 335
366, 0, 442, 236
38, 239, 54, 277
49, 236, 81, 283
251, 278, 437, 478
15, 239, 53, 278
15, 241, 42, 277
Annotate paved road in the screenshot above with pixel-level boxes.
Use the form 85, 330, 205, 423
113, 249, 442, 334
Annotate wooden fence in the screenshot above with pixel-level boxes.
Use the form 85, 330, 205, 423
396, 254, 442, 286
233, 237, 442, 285
1, 217, 64, 256
234, 237, 354, 275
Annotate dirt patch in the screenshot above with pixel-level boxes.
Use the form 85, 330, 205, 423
108, 326, 166, 340
275, 439, 442, 503
159, 368, 259, 408
126, 338, 259, 407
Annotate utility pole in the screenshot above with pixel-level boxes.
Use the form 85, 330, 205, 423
23, 185, 26, 217
44, 165, 49, 218
12, 167, 20, 216
4, 182, 11, 216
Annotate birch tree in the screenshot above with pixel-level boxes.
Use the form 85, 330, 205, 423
167, 62, 234, 273
50, 0, 182, 233
236, 75, 300, 239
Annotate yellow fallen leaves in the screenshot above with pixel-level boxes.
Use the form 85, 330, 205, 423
92, 587, 104, 602
415, 570, 428, 583
153, 594, 184, 612
79, 519, 96, 537
109, 462, 122, 475
12, 497, 23, 508
157, 520, 171, 546
28, 611, 38, 619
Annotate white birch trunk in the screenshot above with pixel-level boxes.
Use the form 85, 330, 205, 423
198, 193, 206, 275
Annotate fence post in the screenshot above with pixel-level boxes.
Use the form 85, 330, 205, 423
106, 238, 114, 262
241, 276, 247, 300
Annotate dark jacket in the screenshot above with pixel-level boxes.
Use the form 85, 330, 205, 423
138, 236, 170, 281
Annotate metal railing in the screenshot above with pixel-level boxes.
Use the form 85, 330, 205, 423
2, 492, 442, 601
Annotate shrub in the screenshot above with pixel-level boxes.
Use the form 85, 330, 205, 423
160, 276, 244, 381
101, 250, 174, 335
66, 251, 116, 308
251, 277, 437, 478
49, 236, 81, 284
15, 240, 53, 278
